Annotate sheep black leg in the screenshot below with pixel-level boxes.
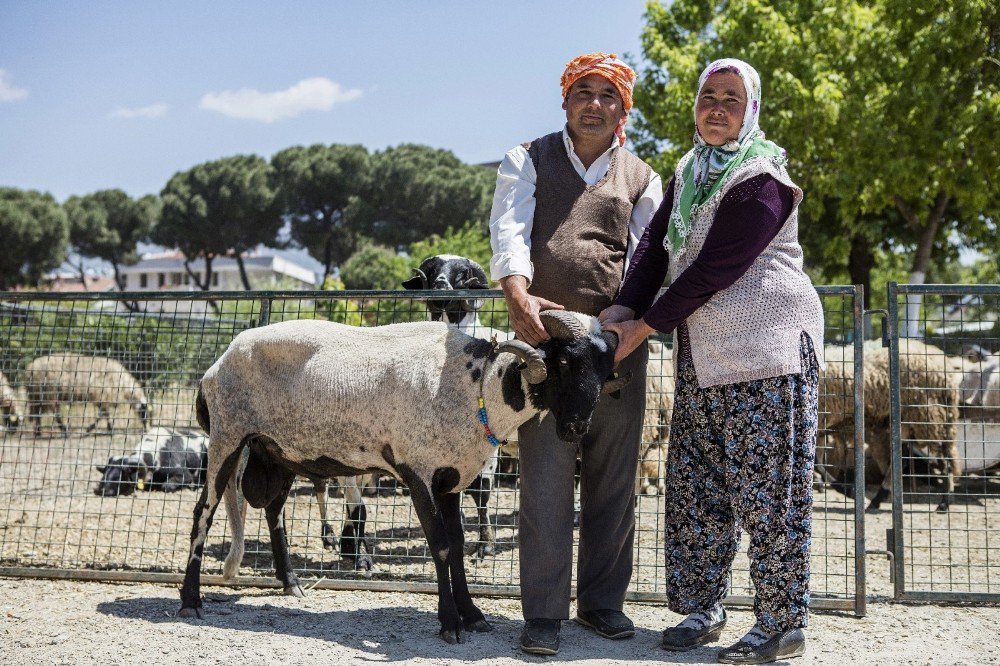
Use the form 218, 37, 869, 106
398, 466, 461, 643
340, 476, 373, 571
440, 491, 490, 633
179, 447, 243, 618
867, 479, 891, 512
265, 471, 304, 598
465, 473, 496, 559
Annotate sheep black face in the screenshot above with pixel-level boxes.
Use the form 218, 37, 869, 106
528, 311, 630, 443
402, 255, 488, 325
3, 412, 18, 432
95, 456, 141, 496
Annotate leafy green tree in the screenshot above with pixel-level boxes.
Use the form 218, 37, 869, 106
635, 0, 998, 332
353, 144, 495, 246
407, 221, 494, 275
0, 187, 69, 290
339, 242, 411, 290
272, 144, 371, 285
64, 189, 159, 290
154, 155, 282, 290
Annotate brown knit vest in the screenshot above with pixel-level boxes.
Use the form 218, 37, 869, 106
525, 131, 653, 315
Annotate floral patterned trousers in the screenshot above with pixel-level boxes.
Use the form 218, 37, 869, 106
665, 328, 819, 632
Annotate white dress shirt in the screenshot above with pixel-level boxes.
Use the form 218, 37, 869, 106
488, 127, 663, 285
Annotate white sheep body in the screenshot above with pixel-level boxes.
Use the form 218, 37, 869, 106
202, 319, 538, 493
0, 371, 20, 429
25, 353, 148, 433
817, 339, 965, 510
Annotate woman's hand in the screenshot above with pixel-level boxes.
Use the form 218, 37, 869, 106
602, 318, 656, 365
597, 304, 636, 326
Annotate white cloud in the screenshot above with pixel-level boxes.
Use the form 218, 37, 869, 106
110, 103, 169, 119
0, 69, 28, 102
199, 76, 361, 122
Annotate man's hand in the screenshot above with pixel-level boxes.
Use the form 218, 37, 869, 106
603, 318, 656, 365
597, 304, 636, 326
500, 275, 564, 346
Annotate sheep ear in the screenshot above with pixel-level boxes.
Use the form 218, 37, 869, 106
96, 465, 106, 473
601, 370, 632, 395
402, 268, 428, 290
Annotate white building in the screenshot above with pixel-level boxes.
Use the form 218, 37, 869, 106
118, 251, 317, 291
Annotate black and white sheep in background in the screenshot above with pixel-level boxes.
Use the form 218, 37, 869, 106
25, 353, 149, 435
402, 254, 513, 559
178, 311, 629, 643
0, 370, 21, 431
95, 426, 208, 496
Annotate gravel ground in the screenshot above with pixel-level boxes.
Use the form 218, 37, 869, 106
1, 577, 998, 665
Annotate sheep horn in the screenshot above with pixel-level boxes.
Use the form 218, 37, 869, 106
601, 371, 633, 395
495, 340, 547, 384
539, 310, 587, 340
401, 268, 429, 290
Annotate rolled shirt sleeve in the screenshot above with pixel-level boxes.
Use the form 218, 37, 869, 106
489, 146, 537, 284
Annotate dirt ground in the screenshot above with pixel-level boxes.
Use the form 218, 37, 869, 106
1, 577, 998, 665
1, 424, 999, 664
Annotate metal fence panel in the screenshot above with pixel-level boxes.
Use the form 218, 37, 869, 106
0, 288, 864, 613
887, 282, 1000, 601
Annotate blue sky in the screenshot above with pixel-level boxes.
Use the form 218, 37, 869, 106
0, 1, 652, 203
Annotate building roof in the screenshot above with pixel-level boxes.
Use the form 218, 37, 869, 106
118, 251, 316, 285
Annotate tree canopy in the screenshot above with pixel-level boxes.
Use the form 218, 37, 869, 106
64, 189, 159, 290
272, 143, 371, 285
634, 0, 999, 314
154, 154, 282, 290
353, 144, 495, 246
0, 187, 69, 290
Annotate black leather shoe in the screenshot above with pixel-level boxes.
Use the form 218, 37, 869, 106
520, 618, 560, 655
717, 628, 806, 664
574, 608, 635, 639
661, 610, 727, 651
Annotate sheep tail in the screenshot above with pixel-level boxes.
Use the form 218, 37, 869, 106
196, 383, 210, 434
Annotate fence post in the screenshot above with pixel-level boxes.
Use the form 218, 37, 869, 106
852, 285, 868, 617
886, 281, 906, 599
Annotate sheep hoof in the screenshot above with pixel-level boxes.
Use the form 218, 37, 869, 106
473, 543, 496, 560
284, 583, 305, 598
355, 554, 374, 571
935, 501, 950, 513
321, 524, 337, 549
440, 627, 461, 644
644, 485, 658, 496
464, 617, 492, 633
177, 606, 203, 620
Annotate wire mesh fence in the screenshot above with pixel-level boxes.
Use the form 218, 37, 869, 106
887, 283, 1000, 601
0, 288, 864, 612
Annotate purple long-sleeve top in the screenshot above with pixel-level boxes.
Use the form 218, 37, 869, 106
615, 173, 795, 333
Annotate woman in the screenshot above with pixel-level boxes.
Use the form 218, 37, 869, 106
601, 58, 824, 665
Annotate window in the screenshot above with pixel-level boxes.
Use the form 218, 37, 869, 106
158, 273, 165, 287
212, 272, 219, 287
139, 274, 148, 288
171, 272, 183, 286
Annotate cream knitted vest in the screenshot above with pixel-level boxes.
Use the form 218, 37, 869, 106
668, 153, 825, 388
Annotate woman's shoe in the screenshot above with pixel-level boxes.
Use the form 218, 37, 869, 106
716, 628, 805, 664
661, 610, 727, 651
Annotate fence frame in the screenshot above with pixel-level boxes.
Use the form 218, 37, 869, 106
0, 287, 867, 614
887, 281, 1000, 603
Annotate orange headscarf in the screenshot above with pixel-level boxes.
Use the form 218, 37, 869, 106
560, 52, 636, 146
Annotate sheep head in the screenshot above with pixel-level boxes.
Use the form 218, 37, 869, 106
527, 310, 632, 443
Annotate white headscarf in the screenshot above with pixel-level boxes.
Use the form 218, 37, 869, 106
690, 58, 764, 190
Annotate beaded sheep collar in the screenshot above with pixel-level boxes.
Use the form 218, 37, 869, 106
477, 337, 506, 448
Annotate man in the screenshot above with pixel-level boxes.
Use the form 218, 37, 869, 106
488, 52, 663, 655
